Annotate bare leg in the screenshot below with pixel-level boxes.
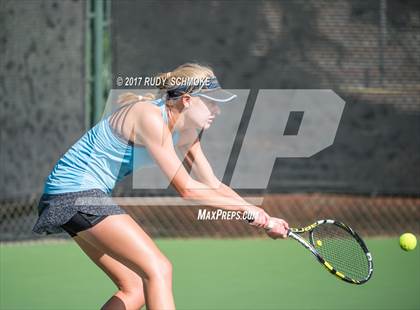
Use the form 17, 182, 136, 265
73, 235, 146, 310
76, 214, 175, 310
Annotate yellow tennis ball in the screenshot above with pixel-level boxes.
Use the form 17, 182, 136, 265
316, 240, 323, 247
399, 233, 417, 251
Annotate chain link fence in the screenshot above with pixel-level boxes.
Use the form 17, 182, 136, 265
1, 0, 419, 242
1, 194, 419, 241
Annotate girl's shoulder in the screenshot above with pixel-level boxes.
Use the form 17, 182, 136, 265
132, 100, 170, 144
133, 100, 164, 120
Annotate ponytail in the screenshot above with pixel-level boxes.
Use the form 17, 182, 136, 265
117, 92, 156, 107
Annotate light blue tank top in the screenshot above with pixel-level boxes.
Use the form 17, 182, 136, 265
43, 98, 179, 195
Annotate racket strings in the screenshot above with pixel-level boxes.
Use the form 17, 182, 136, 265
311, 224, 369, 281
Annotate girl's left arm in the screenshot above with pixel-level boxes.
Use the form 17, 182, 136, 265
177, 129, 287, 235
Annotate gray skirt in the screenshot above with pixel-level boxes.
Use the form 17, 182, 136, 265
32, 189, 126, 235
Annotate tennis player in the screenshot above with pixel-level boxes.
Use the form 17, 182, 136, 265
32, 63, 289, 310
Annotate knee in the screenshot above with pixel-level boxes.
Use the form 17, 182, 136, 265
160, 257, 173, 278
146, 255, 173, 281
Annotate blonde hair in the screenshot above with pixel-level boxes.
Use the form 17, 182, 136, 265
117, 63, 215, 106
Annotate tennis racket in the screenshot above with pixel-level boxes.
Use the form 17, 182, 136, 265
288, 219, 373, 284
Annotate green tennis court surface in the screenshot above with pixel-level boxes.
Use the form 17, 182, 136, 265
1, 238, 419, 310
